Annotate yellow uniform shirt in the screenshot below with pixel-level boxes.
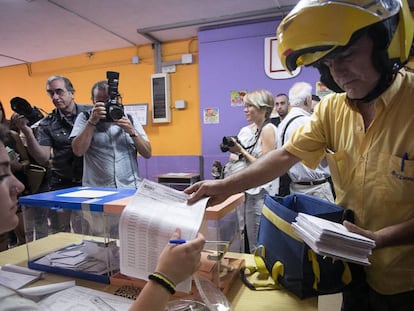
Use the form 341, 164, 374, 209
284, 69, 414, 294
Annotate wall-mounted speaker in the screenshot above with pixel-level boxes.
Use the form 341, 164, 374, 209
151, 73, 171, 123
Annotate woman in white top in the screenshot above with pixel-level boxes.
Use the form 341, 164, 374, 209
225, 89, 279, 253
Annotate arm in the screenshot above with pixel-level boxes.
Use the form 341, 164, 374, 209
344, 218, 414, 249
229, 125, 276, 163
8, 130, 30, 172
115, 116, 152, 159
130, 230, 205, 311
12, 115, 50, 166
185, 147, 300, 205
72, 104, 104, 156
9, 130, 29, 162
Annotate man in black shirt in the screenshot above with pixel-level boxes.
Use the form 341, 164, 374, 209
14, 76, 91, 233
271, 93, 291, 196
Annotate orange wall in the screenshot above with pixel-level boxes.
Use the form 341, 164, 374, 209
0, 38, 201, 156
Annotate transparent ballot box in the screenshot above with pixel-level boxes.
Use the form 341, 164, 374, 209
19, 187, 244, 287
19, 187, 136, 284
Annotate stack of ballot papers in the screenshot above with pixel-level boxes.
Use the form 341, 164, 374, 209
292, 213, 376, 265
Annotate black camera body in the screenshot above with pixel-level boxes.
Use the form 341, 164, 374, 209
105, 71, 124, 121
220, 136, 239, 152
10, 97, 44, 126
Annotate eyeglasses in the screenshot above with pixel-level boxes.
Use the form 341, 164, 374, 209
46, 88, 68, 98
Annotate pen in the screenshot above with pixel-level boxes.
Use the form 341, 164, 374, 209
401, 152, 408, 172
169, 239, 228, 245
169, 239, 186, 244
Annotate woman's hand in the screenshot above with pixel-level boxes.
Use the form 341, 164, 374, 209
155, 229, 205, 285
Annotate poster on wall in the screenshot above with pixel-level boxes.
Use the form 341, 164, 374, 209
264, 36, 301, 79
230, 90, 247, 107
203, 107, 219, 124
124, 104, 148, 126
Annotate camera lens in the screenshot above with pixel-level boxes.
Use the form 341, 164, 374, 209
220, 144, 229, 152
108, 105, 124, 121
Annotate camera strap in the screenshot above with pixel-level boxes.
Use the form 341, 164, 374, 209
243, 119, 271, 153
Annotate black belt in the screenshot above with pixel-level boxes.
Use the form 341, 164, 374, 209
292, 178, 329, 186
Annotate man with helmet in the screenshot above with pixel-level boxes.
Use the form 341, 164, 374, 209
186, 0, 414, 309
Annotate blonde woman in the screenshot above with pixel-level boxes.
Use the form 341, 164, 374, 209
226, 89, 278, 252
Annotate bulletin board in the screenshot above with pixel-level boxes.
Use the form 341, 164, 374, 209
124, 103, 148, 126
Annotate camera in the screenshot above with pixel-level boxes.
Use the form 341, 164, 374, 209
220, 136, 239, 152
10, 97, 44, 126
105, 71, 124, 121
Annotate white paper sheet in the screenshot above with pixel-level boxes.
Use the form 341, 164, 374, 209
1, 264, 43, 278
37, 284, 132, 310
0, 269, 40, 290
18, 280, 75, 298
119, 179, 208, 292
57, 189, 117, 198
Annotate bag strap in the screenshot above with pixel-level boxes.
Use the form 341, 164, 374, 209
281, 115, 305, 145
82, 110, 90, 120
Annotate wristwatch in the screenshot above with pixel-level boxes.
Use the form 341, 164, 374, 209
129, 132, 138, 137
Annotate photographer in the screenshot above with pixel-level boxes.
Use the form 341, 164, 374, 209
71, 79, 151, 189
222, 89, 278, 253
12, 76, 91, 233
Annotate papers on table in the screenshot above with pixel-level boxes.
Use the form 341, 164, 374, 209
37, 284, 132, 310
292, 213, 376, 265
18, 280, 75, 300
13, 281, 132, 310
0, 264, 43, 290
119, 179, 209, 293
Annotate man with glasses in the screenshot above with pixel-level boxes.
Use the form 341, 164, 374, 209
187, 0, 414, 309
14, 75, 91, 233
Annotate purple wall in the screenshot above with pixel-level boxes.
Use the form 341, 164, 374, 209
138, 156, 203, 181
198, 19, 320, 179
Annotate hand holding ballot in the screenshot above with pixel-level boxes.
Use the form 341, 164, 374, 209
156, 229, 205, 286
292, 213, 376, 265
129, 230, 206, 311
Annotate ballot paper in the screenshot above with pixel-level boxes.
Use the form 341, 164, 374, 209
293, 212, 376, 265
119, 179, 208, 292
33, 240, 119, 275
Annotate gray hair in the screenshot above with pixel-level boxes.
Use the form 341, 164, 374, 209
288, 82, 312, 107
46, 75, 75, 93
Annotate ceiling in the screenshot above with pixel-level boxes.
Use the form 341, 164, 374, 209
0, 0, 298, 68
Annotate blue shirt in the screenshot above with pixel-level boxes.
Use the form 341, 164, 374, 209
70, 113, 149, 188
